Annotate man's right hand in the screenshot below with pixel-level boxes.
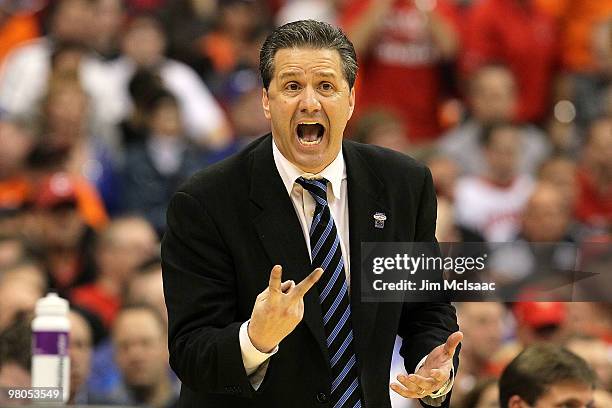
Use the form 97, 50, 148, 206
248, 265, 323, 353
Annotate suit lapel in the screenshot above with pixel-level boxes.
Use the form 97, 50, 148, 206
249, 135, 330, 365
343, 142, 394, 362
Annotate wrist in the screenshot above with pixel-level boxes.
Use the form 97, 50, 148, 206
247, 321, 277, 353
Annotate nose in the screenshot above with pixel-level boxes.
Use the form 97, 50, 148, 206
299, 85, 321, 114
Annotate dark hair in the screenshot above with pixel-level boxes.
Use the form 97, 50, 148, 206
259, 20, 357, 90
144, 88, 179, 115
114, 302, 166, 333
0, 313, 32, 372
478, 121, 517, 147
499, 344, 596, 407
460, 377, 497, 408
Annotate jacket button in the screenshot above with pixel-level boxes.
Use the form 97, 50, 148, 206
316, 392, 328, 403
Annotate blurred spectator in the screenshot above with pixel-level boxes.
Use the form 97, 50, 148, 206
454, 123, 534, 242
0, 314, 32, 393
439, 65, 550, 176
68, 308, 95, 404
119, 67, 164, 146
488, 183, 579, 290
276, 0, 337, 26
35, 73, 120, 211
498, 344, 595, 407
110, 304, 178, 408
520, 182, 574, 243
538, 155, 579, 210
126, 257, 167, 325
0, 272, 43, 331
427, 154, 459, 201
490, 302, 569, 376
513, 302, 568, 346
459, 377, 499, 408
462, 0, 557, 123
229, 87, 271, 144
0, 0, 40, 65
545, 115, 580, 154
454, 303, 505, 401
0, 0, 123, 143
352, 109, 411, 154
0, 258, 48, 295
161, 0, 217, 71
0, 235, 33, 269
340, 0, 459, 144
566, 335, 612, 391
196, 0, 265, 94
575, 117, 612, 230
31, 173, 103, 295
120, 90, 208, 234
0, 116, 37, 224
90, 0, 125, 60
71, 215, 158, 328
566, 303, 612, 348
536, 0, 612, 73
111, 14, 232, 150
537, 1, 612, 129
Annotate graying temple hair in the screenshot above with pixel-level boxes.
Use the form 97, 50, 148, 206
259, 20, 358, 90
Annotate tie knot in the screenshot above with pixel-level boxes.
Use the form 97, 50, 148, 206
296, 177, 329, 206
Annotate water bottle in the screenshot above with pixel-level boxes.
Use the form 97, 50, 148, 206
31, 293, 70, 403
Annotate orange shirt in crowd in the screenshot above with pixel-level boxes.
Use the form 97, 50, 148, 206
0, 176, 30, 210
537, 0, 612, 72
0, 13, 39, 65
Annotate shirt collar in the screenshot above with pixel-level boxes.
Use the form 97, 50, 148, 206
272, 138, 345, 200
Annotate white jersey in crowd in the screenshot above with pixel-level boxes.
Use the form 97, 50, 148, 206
454, 174, 535, 242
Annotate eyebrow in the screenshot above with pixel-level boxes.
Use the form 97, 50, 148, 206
278, 71, 302, 81
278, 71, 339, 81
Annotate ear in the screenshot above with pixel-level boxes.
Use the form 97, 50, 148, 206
347, 86, 356, 120
508, 395, 529, 408
262, 88, 271, 120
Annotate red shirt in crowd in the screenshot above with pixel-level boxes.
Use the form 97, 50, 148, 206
340, 0, 458, 144
71, 284, 120, 329
575, 168, 612, 229
462, 0, 558, 123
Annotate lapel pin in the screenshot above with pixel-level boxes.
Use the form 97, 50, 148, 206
373, 212, 386, 229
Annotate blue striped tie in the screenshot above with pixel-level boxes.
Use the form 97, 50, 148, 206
296, 177, 363, 408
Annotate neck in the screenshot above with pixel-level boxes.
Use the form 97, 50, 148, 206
129, 377, 172, 408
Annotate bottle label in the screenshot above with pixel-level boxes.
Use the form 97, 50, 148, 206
32, 331, 69, 356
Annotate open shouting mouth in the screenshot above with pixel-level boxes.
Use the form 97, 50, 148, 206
296, 122, 326, 146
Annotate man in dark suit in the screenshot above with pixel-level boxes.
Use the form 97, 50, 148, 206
161, 20, 461, 408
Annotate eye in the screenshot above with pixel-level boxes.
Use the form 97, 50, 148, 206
285, 82, 301, 91
319, 82, 334, 92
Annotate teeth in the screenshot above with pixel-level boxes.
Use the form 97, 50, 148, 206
298, 138, 322, 146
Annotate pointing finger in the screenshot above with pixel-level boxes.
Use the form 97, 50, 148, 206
292, 268, 323, 298
443, 331, 463, 357
268, 265, 283, 292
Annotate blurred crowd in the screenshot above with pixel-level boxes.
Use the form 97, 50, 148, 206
0, 0, 610, 407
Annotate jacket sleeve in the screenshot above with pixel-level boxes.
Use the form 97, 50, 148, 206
161, 190, 254, 397
398, 166, 460, 408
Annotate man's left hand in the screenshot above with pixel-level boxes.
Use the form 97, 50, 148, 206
390, 331, 463, 399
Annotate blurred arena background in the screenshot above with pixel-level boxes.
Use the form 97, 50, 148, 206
0, 0, 610, 407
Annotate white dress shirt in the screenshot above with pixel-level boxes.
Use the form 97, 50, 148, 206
238, 140, 452, 404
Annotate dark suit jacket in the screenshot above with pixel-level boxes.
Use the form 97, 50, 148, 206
161, 134, 459, 408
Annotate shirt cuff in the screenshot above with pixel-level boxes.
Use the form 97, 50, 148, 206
239, 320, 279, 376
413, 354, 455, 406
